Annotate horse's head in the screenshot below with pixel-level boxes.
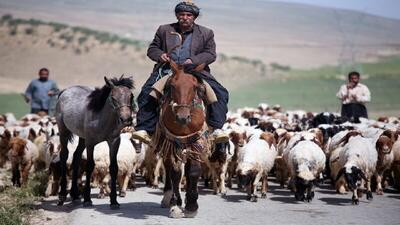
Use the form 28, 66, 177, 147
166, 61, 205, 125
104, 76, 135, 126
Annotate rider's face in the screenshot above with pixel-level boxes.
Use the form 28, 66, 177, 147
176, 12, 195, 30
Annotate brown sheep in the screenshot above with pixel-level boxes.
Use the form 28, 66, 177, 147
7, 137, 39, 186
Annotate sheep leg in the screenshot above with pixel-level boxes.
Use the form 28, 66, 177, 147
375, 172, 384, 195
108, 137, 121, 209
210, 165, 219, 194
45, 172, 54, 197
250, 171, 262, 202
352, 189, 359, 205
98, 173, 106, 199
220, 163, 228, 196
120, 173, 130, 197
152, 157, 163, 188
366, 178, 373, 200
261, 174, 268, 198
11, 162, 21, 187
226, 161, 234, 188
21, 162, 32, 187
70, 138, 85, 201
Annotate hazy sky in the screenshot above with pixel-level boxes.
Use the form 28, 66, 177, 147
270, 0, 400, 20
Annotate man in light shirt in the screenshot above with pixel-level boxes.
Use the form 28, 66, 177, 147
336, 71, 371, 122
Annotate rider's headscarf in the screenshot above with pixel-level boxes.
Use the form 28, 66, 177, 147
175, 1, 200, 17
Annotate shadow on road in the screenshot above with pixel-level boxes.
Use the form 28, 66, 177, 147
387, 195, 400, 200
93, 202, 169, 219
318, 197, 354, 206
222, 194, 248, 203
269, 196, 301, 204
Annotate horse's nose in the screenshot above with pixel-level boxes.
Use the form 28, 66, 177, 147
176, 115, 191, 125
120, 117, 133, 126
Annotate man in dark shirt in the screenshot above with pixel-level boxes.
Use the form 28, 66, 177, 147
24, 68, 59, 116
132, 1, 229, 143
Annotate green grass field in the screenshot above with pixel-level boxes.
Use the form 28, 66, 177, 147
229, 76, 400, 117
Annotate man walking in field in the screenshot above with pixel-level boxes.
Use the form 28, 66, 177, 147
24, 68, 59, 116
132, 1, 229, 143
336, 71, 371, 122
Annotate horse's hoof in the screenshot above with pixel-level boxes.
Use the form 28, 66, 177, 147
250, 195, 258, 202
152, 185, 159, 189
221, 191, 227, 197
184, 209, 198, 218
110, 203, 120, 210
366, 191, 373, 200
83, 200, 93, 207
57, 196, 66, 206
119, 191, 126, 198
169, 206, 184, 219
376, 189, 383, 195
72, 198, 82, 205
261, 193, 267, 199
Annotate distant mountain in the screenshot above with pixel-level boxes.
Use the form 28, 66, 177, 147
1, 0, 400, 67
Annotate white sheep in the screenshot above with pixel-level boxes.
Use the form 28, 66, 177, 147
237, 130, 277, 201
334, 135, 378, 205
283, 138, 326, 202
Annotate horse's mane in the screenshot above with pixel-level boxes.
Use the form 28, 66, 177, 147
87, 76, 134, 112
182, 65, 204, 84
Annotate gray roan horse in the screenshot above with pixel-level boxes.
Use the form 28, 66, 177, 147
56, 76, 134, 209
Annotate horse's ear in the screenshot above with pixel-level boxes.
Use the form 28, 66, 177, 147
194, 63, 206, 72
170, 60, 180, 74
104, 77, 114, 88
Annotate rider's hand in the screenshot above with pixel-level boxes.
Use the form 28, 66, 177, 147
183, 58, 193, 65
160, 53, 170, 62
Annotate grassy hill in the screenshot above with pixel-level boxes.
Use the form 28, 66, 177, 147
1, 0, 400, 67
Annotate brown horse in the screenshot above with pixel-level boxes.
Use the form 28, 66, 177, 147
153, 60, 208, 218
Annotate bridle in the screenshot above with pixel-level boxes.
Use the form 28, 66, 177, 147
107, 89, 134, 111
163, 75, 205, 115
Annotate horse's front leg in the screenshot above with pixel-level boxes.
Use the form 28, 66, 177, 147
83, 145, 95, 207
58, 136, 69, 206
70, 138, 85, 201
161, 159, 173, 208
108, 137, 121, 209
184, 159, 201, 218
168, 160, 184, 218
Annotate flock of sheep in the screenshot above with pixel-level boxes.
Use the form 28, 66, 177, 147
0, 103, 399, 206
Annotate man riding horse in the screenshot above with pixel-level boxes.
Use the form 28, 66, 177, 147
132, 1, 229, 143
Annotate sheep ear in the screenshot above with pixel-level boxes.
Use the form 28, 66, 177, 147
335, 167, 345, 182
28, 128, 37, 141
